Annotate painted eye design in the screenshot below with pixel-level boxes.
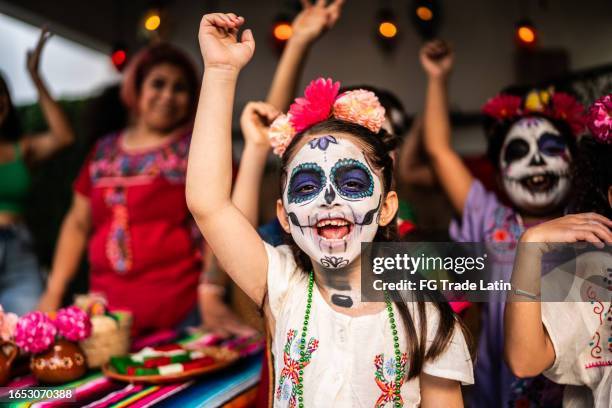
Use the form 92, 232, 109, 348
331, 159, 374, 199
503, 139, 530, 163
538, 133, 567, 156
287, 162, 326, 204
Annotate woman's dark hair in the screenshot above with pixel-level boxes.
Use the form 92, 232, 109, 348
275, 118, 468, 380
0, 72, 23, 142
570, 136, 612, 218
340, 85, 410, 137
120, 43, 200, 120
484, 86, 578, 168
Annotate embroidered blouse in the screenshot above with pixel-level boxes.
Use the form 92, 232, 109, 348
265, 243, 474, 407
73, 131, 202, 335
541, 251, 612, 407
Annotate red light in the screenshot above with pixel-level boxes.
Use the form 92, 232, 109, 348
111, 50, 126, 70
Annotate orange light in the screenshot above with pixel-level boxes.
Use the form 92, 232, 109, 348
378, 21, 398, 38
416, 6, 433, 21
517, 26, 536, 44
144, 14, 161, 31
273, 23, 292, 41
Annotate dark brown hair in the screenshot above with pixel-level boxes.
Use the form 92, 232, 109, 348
0, 72, 23, 142
570, 136, 612, 218
276, 118, 468, 380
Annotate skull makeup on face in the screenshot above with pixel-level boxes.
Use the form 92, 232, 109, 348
282, 134, 383, 269
500, 117, 572, 214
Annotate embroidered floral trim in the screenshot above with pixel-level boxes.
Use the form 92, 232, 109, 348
90, 132, 189, 184
373, 352, 408, 408
276, 329, 319, 408
585, 360, 612, 369
105, 187, 132, 274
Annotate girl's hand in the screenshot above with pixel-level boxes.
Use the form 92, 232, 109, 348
420, 39, 454, 79
199, 286, 258, 338
291, 0, 344, 44
240, 101, 279, 149
520, 213, 612, 253
198, 13, 255, 72
27, 26, 52, 79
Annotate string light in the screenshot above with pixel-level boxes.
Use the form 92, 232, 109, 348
415, 6, 433, 21
273, 22, 292, 41
143, 10, 161, 31
411, 0, 439, 39
378, 21, 398, 38
516, 20, 537, 47
110, 45, 127, 71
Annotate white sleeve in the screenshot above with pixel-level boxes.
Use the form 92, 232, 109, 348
420, 303, 474, 385
541, 302, 588, 385
265, 243, 302, 320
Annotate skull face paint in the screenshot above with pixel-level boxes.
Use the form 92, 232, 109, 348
283, 134, 383, 269
500, 117, 572, 214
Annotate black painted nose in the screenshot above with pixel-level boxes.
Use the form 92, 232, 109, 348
324, 185, 336, 204
528, 153, 546, 166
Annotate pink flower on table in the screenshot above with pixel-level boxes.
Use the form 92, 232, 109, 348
288, 78, 340, 133
333, 90, 386, 133
55, 306, 92, 341
587, 94, 612, 144
0, 305, 18, 341
14, 312, 57, 354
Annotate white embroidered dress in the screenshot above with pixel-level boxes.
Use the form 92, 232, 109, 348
541, 251, 612, 407
265, 243, 474, 408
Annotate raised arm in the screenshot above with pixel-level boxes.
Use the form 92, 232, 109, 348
186, 13, 267, 305
396, 116, 437, 187
23, 27, 76, 162
231, 102, 278, 225
37, 193, 91, 311
420, 40, 473, 215
266, 0, 344, 111
504, 213, 612, 377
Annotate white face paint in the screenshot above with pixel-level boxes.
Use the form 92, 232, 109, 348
500, 117, 572, 214
282, 134, 383, 269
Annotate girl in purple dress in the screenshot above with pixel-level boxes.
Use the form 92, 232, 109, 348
420, 39, 587, 407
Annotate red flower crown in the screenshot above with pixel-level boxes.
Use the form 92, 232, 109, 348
482, 88, 587, 136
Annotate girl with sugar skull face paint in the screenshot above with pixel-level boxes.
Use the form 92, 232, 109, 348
189, 14, 474, 407
421, 40, 586, 408
282, 135, 383, 269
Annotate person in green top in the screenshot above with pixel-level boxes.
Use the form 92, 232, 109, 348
0, 27, 76, 315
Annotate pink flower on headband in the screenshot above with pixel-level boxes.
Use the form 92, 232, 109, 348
482, 94, 522, 120
269, 113, 296, 156
587, 94, 612, 144
333, 90, 386, 133
550, 92, 586, 135
288, 78, 340, 133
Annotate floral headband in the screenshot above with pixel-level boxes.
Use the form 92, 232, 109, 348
586, 94, 612, 144
268, 78, 386, 156
482, 88, 586, 136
